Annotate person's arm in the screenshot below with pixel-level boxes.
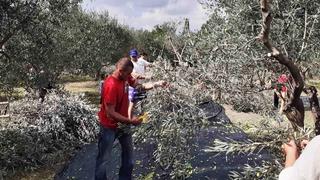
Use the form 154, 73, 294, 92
143, 81, 167, 90
142, 59, 151, 65
131, 72, 146, 80
278, 140, 300, 180
280, 136, 320, 180
282, 139, 299, 168
128, 74, 167, 90
105, 103, 141, 125
131, 80, 167, 91
274, 89, 285, 100
142, 59, 151, 68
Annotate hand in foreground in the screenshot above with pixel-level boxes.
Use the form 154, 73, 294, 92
130, 116, 142, 126
282, 139, 299, 167
132, 73, 144, 80
154, 80, 168, 88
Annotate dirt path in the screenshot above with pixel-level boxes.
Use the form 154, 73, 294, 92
223, 104, 264, 125
224, 104, 315, 128
64, 81, 98, 93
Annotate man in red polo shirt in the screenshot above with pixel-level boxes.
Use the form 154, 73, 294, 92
95, 57, 166, 180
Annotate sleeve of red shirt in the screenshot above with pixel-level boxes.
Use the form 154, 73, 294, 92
128, 75, 136, 86
102, 80, 118, 105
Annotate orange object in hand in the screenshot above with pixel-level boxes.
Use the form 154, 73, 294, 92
138, 112, 149, 123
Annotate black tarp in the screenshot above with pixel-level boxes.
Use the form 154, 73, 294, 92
55, 101, 272, 180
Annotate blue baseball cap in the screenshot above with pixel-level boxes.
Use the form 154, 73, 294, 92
129, 49, 138, 57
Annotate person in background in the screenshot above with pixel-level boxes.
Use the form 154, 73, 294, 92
98, 73, 106, 106
128, 49, 150, 119
98, 64, 115, 105
97, 65, 110, 94
304, 86, 320, 135
279, 136, 320, 180
274, 74, 291, 114
137, 52, 151, 73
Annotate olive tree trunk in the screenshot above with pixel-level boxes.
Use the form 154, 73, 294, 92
257, 0, 305, 130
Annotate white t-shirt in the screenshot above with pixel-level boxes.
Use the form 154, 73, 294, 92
132, 57, 150, 75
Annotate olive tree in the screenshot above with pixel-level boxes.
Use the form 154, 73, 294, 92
195, 0, 320, 115
0, 1, 133, 98
194, 0, 320, 178
141, 0, 320, 178
0, 0, 82, 96
62, 10, 134, 75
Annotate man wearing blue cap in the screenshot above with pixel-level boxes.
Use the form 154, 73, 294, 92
129, 49, 151, 81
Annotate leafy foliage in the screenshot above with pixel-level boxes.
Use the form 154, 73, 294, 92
206, 119, 315, 179
0, 92, 99, 178
131, 21, 178, 63
133, 60, 211, 179
1, 0, 81, 94
130, 0, 320, 178
194, 0, 320, 111
2, 0, 320, 179
0, 1, 133, 97
61, 10, 133, 75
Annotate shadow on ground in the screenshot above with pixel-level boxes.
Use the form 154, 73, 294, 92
55, 101, 272, 180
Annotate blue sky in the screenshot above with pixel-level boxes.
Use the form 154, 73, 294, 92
81, 0, 209, 31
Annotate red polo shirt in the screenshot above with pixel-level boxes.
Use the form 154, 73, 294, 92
98, 75, 135, 129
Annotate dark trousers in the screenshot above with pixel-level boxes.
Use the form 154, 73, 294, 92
274, 92, 279, 108
95, 127, 134, 180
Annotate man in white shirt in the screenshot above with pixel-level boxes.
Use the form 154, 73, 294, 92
128, 49, 151, 119
136, 52, 151, 75
131, 51, 151, 83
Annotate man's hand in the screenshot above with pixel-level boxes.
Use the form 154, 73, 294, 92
154, 80, 168, 88
139, 80, 168, 90
282, 139, 299, 167
130, 116, 142, 126
282, 139, 298, 155
132, 73, 145, 80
